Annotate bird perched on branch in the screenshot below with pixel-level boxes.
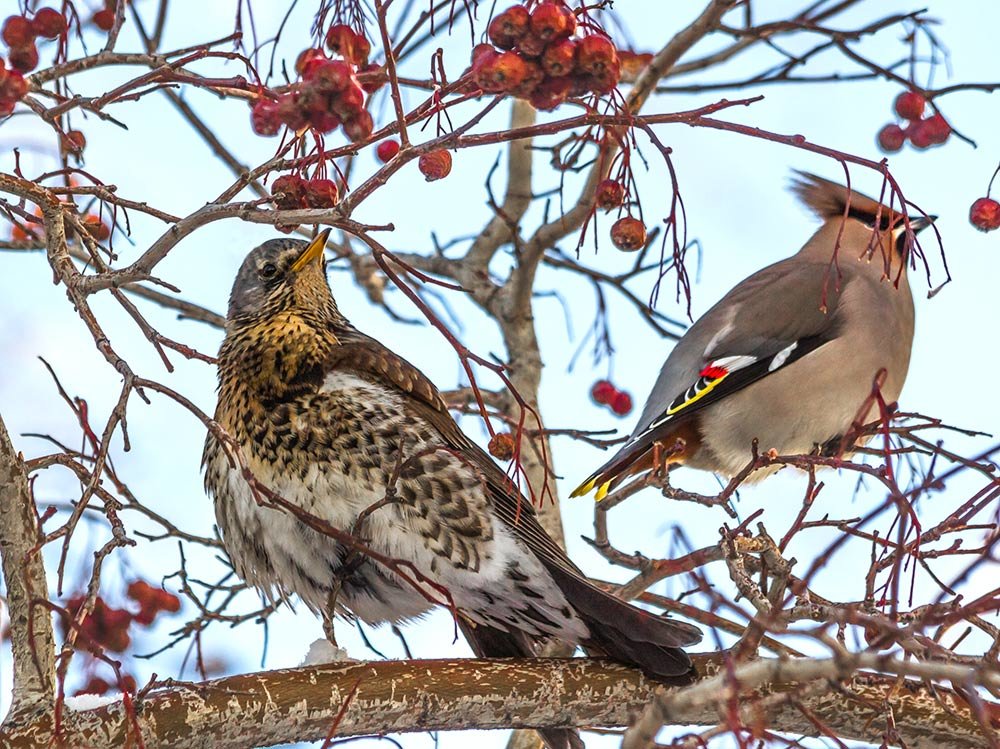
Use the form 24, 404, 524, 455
573, 172, 931, 500
203, 229, 701, 749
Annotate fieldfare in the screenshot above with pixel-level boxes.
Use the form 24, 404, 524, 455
573, 173, 928, 500
203, 230, 701, 748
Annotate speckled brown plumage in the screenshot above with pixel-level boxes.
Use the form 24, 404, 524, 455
202, 235, 702, 740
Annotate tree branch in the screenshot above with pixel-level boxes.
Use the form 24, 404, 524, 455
0, 411, 56, 717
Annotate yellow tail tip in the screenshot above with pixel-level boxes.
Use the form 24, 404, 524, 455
569, 477, 612, 501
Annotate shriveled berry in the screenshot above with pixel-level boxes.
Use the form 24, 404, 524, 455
488, 433, 516, 461
893, 90, 926, 121
0, 68, 28, 101
275, 93, 308, 130
8, 42, 39, 73
62, 130, 86, 153
529, 75, 571, 110
309, 59, 354, 93
587, 61, 621, 95
75, 677, 110, 696
304, 178, 339, 208
2, 16, 34, 47
516, 32, 547, 58
509, 58, 544, 98
307, 107, 341, 134
618, 50, 652, 82
611, 216, 646, 251
271, 174, 307, 209
82, 215, 111, 241
876, 123, 905, 153
342, 108, 374, 142
376, 139, 400, 163
907, 120, 933, 150
331, 82, 365, 117
32, 8, 67, 38
590, 380, 615, 405
595, 179, 625, 210
358, 62, 384, 93
295, 48, 326, 77
970, 197, 1000, 232
250, 99, 282, 136
610, 390, 632, 416
418, 150, 452, 181
923, 113, 951, 145
488, 6, 530, 50
93, 9, 115, 31
530, 2, 574, 42
475, 50, 527, 93
541, 38, 576, 77
325, 24, 370, 66
577, 34, 618, 75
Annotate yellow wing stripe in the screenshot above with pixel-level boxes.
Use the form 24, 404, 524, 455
570, 370, 731, 500
665, 371, 729, 416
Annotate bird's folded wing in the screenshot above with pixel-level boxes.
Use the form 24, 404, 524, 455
572, 262, 847, 499
327, 328, 579, 572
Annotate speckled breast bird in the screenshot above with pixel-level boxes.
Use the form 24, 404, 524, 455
203, 230, 701, 748
573, 173, 931, 500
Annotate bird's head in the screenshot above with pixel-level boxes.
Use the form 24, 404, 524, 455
227, 229, 339, 328
792, 172, 936, 276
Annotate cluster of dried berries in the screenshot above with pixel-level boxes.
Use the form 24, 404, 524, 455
62, 596, 134, 653
487, 432, 516, 460
2, 7, 66, 75
471, 1, 622, 111
970, 197, 1000, 233
75, 674, 138, 697
270, 174, 340, 210
9, 204, 110, 242
127, 580, 181, 625
251, 25, 373, 142
61, 583, 181, 655
591, 379, 632, 416
877, 91, 951, 153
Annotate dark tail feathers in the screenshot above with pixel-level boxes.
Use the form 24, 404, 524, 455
541, 559, 701, 684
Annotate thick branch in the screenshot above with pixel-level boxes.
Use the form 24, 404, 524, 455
0, 656, 994, 748
0, 411, 56, 716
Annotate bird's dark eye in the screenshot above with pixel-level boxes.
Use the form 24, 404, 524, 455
260, 262, 278, 280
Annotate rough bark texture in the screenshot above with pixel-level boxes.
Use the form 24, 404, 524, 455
0, 413, 56, 719
0, 655, 994, 748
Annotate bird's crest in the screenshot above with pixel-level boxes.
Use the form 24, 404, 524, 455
791, 171, 900, 230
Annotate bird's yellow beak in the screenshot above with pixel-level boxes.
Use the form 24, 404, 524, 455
291, 228, 331, 273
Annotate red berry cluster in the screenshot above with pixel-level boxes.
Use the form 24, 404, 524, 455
471, 2, 621, 111
127, 580, 181, 625
251, 25, 373, 142
876, 91, 951, 153
270, 174, 340, 210
75, 674, 137, 697
590, 379, 632, 416
62, 596, 134, 653
61, 583, 181, 654
488, 432, 516, 460
1, 7, 67, 76
970, 197, 1000, 233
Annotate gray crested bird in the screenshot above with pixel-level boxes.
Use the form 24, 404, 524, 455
202, 230, 702, 749
573, 173, 930, 500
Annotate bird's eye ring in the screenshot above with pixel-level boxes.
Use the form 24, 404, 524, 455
260, 262, 278, 279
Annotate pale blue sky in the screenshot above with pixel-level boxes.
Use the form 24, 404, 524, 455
1, 1, 998, 747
